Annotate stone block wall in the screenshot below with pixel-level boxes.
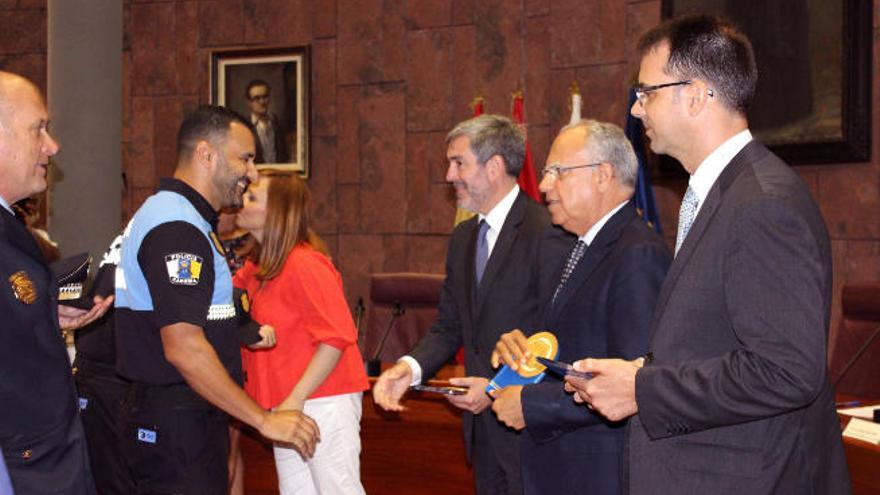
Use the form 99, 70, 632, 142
3, 0, 879, 338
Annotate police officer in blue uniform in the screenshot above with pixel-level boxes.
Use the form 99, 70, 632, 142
0, 71, 113, 494
114, 106, 319, 493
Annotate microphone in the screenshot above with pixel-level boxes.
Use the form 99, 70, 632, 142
366, 301, 405, 376
832, 323, 880, 390
353, 297, 366, 355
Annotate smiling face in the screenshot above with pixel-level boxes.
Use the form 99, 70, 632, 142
630, 42, 689, 162
445, 136, 493, 214
0, 79, 60, 205
212, 121, 258, 210
539, 127, 604, 236
236, 176, 269, 241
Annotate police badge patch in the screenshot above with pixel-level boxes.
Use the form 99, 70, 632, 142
165, 253, 203, 285
9, 271, 37, 304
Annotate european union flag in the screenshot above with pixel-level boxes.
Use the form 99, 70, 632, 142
626, 89, 662, 234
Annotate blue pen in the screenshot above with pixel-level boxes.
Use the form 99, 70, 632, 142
834, 400, 861, 408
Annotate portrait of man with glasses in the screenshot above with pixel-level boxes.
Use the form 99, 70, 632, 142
245, 79, 290, 164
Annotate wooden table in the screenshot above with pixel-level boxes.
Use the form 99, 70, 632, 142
838, 398, 880, 495
360, 368, 474, 495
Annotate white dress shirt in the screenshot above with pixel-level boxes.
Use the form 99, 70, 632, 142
401, 184, 521, 385
687, 129, 753, 219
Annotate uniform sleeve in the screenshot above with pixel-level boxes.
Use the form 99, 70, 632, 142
284, 251, 357, 349
137, 221, 215, 329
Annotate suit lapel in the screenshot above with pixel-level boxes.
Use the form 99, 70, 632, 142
549, 202, 636, 324
460, 216, 480, 330
474, 193, 527, 313
649, 141, 764, 336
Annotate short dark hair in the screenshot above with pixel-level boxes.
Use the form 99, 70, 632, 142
245, 79, 270, 100
445, 114, 525, 177
176, 105, 250, 161
637, 14, 757, 114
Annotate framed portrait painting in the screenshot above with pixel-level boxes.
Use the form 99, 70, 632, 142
660, 0, 872, 167
211, 46, 310, 176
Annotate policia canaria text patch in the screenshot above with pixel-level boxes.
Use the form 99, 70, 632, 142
164, 253, 203, 285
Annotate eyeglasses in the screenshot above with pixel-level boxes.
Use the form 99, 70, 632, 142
249, 94, 270, 102
540, 162, 602, 181
633, 80, 692, 105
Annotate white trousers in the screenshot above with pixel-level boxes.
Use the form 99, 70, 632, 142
273, 392, 366, 495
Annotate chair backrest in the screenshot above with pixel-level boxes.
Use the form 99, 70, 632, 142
361, 272, 445, 363
829, 283, 880, 399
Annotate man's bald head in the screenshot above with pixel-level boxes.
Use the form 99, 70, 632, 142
0, 71, 59, 205
0, 72, 41, 120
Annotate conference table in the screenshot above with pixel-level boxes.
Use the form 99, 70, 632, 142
240, 370, 878, 494
838, 397, 880, 495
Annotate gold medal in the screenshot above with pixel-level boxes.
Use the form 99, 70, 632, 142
9, 271, 37, 304
516, 331, 559, 378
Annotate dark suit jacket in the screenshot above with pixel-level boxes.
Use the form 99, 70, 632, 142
409, 192, 562, 466
519, 202, 670, 495
253, 113, 289, 164
0, 207, 93, 493
630, 141, 851, 494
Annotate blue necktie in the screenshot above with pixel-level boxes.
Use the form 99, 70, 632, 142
675, 186, 699, 256
475, 220, 489, 284
552, 240, 586, 304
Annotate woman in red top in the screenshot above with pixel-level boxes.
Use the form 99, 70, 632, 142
235, 171, 369, 494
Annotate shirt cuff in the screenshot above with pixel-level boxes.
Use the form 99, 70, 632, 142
398, 355, 423, 386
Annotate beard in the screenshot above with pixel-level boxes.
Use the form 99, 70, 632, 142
214, 156, 250, 210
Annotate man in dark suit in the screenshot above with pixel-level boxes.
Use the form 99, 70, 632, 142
566, 15, 852, 494
374, 114, 559, 495
0, 70, 113, 493
245, 79, 289, 164
490, 120, 670, 494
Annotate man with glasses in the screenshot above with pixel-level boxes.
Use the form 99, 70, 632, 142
245, 79, 289, 164
490, 119, 670, 494
374, 114, 563, 495
565, 15, 851, 494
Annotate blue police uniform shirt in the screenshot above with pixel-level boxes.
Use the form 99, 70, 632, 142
115, 178, 240, 384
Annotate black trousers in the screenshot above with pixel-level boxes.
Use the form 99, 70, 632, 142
119, 383, 229, 495
74, 356, 135, 495
472, 411, 523, 495
2, 412, 95, 494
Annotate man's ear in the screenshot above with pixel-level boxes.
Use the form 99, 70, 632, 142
485, 155, 505, 180
194, 140, 214, 169
595, 162, 615, 191
686, 79, 712, 117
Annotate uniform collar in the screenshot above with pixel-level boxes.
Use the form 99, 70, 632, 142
158, 178, 218, 229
